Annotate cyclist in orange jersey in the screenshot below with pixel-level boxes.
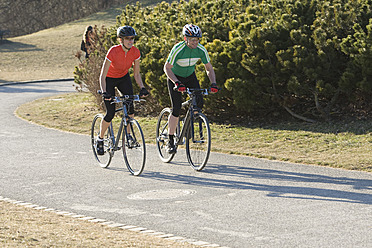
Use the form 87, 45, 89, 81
96, 25, 149, 156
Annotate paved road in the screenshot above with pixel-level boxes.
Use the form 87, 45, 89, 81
1, 81, 371, 248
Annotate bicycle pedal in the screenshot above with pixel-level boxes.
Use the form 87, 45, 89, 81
127, 143, 140, 149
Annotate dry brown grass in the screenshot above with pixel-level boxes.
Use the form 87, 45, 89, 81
0, 7, 121, 83
16, 93, 99, 134
16, 92, 372, 172
0, 200, 199, 247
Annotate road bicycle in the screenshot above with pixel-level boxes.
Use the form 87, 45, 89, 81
156, 88, 212, 171
91, 93, 146, 176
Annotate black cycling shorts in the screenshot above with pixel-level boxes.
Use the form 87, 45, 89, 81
104, 73, 134, 122
167, 72, 203, 117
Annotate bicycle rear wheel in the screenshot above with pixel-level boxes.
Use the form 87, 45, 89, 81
186, 113, 211, 171
122, 119, 146, 176
91, 114, 113, 168
156, 108, 176, 163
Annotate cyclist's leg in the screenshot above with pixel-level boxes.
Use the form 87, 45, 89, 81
168, 115, 179, 134
99, 119, 111, 138
116, 73, 134, 134
167, 78, 182, 135
167, 78, 183, 153
99, 77, 116, 138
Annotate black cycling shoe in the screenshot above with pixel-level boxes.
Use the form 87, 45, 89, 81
96, 139, 104, 155
167, 140, 177, 154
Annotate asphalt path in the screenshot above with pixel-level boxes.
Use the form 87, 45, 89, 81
1, 80, 371, 247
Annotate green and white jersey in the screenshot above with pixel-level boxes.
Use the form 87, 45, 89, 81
167, 41, 211, 78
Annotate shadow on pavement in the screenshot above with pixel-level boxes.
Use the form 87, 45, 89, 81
0, 79, 74, 94
143, 163, 372, 205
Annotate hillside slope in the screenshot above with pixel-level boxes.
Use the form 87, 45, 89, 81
0, 7, 122, 83
0, 0, 125, 37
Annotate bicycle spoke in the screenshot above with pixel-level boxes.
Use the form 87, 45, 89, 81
186, 113, 211, 171
91, 114, 112, 168
122, 119, 146, 176
156, 108, 176, 163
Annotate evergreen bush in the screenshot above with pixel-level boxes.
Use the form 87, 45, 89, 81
74, 0, 372, 121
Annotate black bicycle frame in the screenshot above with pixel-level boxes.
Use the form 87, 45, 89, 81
176, 94, 200, 146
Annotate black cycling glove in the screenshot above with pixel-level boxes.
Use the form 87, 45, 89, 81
139, 87, 149, 97
102, 92, 112, 100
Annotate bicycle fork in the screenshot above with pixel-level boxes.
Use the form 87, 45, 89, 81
195, 117, 205, 144
187, 111, 205, 144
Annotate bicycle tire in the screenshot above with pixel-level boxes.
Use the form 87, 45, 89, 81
122, 119, 146, 176
91, 114, 113, 168
186, 113, 211, 171
156, 108, 177, 163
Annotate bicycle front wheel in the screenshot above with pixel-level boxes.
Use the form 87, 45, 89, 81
91, 114, 113, 168
156, 108, 175, 163
186, 113, 211, 171
122, 119, 146, 176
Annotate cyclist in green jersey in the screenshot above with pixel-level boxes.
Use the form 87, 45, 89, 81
164, 24, 219, 154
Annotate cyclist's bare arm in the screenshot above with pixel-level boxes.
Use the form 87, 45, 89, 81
99, 58, 111, 93
164, 61, 179, 84
204, 62, 216, 85
133, 58, 145, 89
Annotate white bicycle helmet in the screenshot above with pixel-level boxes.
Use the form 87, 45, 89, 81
182, 24, 202, 38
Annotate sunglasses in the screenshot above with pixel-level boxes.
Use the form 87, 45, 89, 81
188, 37, 200, 42
123, 36, 135, 41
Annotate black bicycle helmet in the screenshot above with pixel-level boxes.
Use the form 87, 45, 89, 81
117, 25, 137, 38
182, 24, 202, 38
